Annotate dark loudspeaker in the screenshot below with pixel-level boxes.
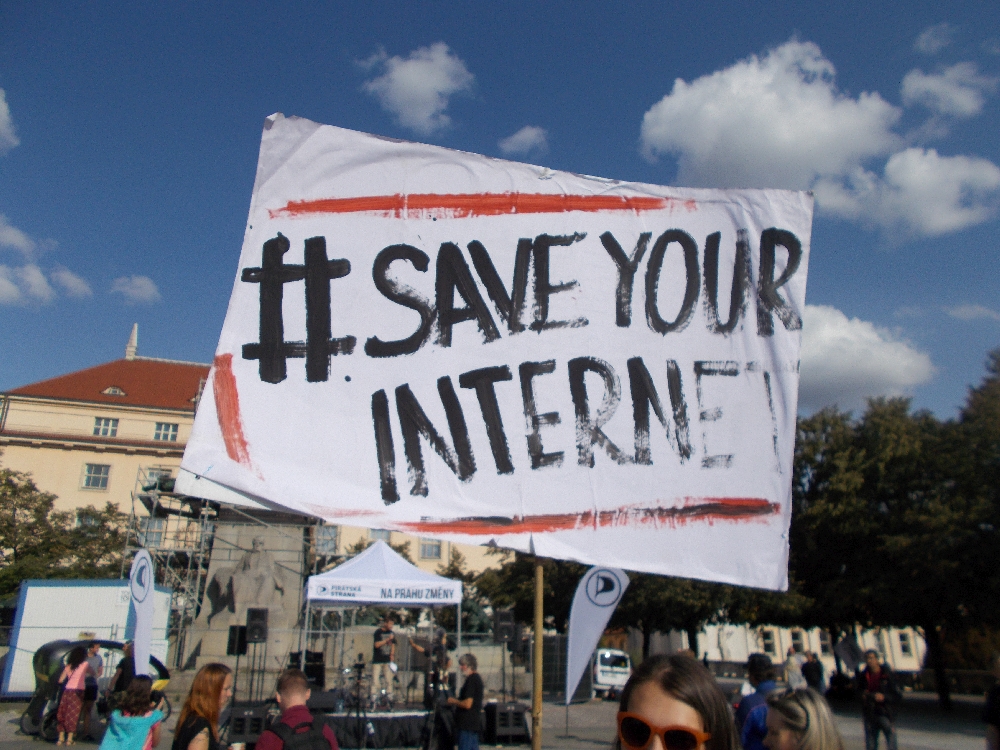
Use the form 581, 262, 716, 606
304, 650, 326, 688
227, 625, 247, 656
246, 608, 268, 643
484, 702, 530, 744
227, 701, 274, 745
494, 610, 515, 643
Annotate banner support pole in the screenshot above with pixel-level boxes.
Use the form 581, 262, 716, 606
532, 559, 544, 750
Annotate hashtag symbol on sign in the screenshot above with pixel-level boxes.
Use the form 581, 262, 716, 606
242, 233, 356, 383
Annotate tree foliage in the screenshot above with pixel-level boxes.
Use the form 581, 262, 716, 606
0, 464, 128, 597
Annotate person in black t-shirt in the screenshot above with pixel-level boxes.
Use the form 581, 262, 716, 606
447, 654, 483, 750
108, 641, 136, 696
371, 616, 396, 700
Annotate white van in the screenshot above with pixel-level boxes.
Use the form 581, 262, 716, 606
592, 648, 632, 699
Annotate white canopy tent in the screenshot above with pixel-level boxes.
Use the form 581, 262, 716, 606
305, 540, 464, 652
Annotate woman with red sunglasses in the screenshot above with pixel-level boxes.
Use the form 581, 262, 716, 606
614, 654, 739, 750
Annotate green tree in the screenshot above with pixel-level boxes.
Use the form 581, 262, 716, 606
474, 551, 587, 633
610, 575, 729, 660
0, 464, 128, 596
434, 547, 491, 633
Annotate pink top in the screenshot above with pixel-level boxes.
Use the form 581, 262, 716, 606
63, 662, 90, 691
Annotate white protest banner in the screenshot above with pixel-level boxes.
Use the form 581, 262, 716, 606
128, 549, 155, 677
565, 567, 629, 704
179, 114, 812, 590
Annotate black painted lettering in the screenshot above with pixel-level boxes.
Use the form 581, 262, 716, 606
241, 233, 306, 383
600, 231, 651, 327
395, 378, 476, 496
371, 389, 399, 503
435, 242, 501, 347
703, 230, 751, 335
304, 237, 355, 382
568, 357, 627, 467
645, 229, 700, 335
694, 360, 739, 469
530, 233, 588, 332
518, 360, 563, 469
459, 365, 514, 475
626, 357, 692, 464
467, 239, 532, 333
756, 228, 803, 336
365, 245, 436, 358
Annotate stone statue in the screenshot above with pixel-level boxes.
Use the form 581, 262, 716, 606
201, 537, 286, 626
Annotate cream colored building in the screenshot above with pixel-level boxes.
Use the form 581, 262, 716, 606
0, 326, 496, 575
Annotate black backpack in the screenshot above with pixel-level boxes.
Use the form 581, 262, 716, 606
267, 718, 331, 750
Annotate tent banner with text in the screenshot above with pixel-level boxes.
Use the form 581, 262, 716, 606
180, 114, 813, 590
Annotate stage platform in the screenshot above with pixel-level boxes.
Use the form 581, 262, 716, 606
322, 709, 431, 749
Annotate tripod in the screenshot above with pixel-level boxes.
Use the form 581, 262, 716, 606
349, 657, 375, 749
420, 669, 454, 750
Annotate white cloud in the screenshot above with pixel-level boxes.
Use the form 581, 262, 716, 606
914, 23, 955, 55
0, 89, 18, 155
16, 264, 55, 303
0, 214, 36, 257
902, 63, 998, 117
0, 266, 22, 303
640, 41, 901, 190
814, 148, 1000, 237
499, 126, 548, 157
0, 263, 59, 305
799, 304, 934, 413
111, 275, 161, 304
51, 266, 93, 299
639, 39, 1000, 238
362, 43, 474, 135
946, 304, 1000, 322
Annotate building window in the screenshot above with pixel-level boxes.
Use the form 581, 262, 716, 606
898, 632, 912, 656
819, 631, 833, 655
760, 629, 776, 655
83, 464, 110, 489
790, 630, 804, 653
420, 538, 442, 559
315, 525, 338, 556
138, 517, 165, 547
93, 417, 119, 437
154, 422, 179, 442
369, 529, 391, 542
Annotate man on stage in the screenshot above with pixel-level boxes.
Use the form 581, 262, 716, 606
372, 615, 397, 701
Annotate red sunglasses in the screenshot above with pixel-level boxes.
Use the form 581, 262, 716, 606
617, 712, 711, 750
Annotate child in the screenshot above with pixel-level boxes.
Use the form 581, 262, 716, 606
99, 676, 166, 750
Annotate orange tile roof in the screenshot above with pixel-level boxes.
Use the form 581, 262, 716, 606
7, 357, 211, 411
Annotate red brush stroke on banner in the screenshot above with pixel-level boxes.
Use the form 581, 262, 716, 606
212, 354, 253, 468
393, 497, 779, 536
268, 192, 697, 219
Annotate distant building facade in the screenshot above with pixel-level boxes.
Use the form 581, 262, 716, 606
0, 326, 495, 575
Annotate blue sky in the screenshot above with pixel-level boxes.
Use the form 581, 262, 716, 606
1, 1, 998, 418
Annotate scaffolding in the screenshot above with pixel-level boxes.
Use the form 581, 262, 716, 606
122, 466, 218, 667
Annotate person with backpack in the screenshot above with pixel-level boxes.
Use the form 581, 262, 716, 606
255, 669, 339, 750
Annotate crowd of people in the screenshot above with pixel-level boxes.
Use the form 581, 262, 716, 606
43, 630, 1000, 750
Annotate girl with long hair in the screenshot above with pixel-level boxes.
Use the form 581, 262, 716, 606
614, 654, 739, 750
171, 663, 233, 750
57, 645, 93, 745
764, 688, 845, 750
99, 676, 166, 750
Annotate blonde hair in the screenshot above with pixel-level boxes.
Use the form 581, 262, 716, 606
766, 688, 844, 750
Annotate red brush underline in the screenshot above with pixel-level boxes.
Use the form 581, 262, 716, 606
268, 192, 697, 219
391, 498, 779, 536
